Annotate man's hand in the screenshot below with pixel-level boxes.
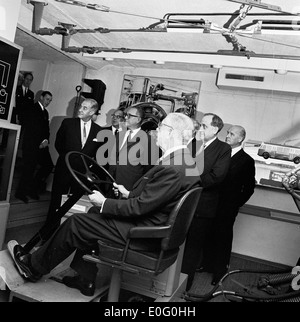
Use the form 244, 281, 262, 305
88, 190, 106, 207
113, 183, 130, 199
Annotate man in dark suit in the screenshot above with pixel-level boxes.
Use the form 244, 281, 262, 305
45, 98, 103, 230
15, 91, 54, 203
98, 109, 125, 172
108, 104, 159, 191
108, 108, 125, 135
13, 72, 35, 125
202, 125, 256, 285
182, 113, 231, 291
10, 113, 200, 296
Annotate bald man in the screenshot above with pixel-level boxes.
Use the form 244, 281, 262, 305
201, 125, 256, 285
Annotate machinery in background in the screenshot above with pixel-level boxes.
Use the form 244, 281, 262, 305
119, 77, 198, 132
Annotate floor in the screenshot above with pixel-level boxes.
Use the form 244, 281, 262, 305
0, 217, 293, 302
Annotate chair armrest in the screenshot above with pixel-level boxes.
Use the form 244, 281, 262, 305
128, 225, 171, 239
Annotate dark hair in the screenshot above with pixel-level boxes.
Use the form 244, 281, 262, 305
23, 72, 34, 80
41, 91, 53, 98
204, 113, 224, 133
130, 104, 145, 123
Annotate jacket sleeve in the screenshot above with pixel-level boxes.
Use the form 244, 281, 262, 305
102, 167, 182, 218
55, 119, 67, 155
200, 146, 231, 189
238, 158, 256, 207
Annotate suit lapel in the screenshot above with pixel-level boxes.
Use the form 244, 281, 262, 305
230, 149, 245, 170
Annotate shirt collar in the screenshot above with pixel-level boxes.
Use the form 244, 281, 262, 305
112, 126, 122, 134
38, 101, 44, 110
231, 145, 242, 157
128, 127, 140, 137
81, 119, 92, 125
204, 136, 217, 149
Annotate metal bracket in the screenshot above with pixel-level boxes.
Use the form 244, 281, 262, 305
29, 1, 48, 33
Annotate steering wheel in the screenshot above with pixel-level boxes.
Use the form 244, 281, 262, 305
65, 151, 116, 196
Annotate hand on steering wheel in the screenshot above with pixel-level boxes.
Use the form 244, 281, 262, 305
113, 183, 130, 199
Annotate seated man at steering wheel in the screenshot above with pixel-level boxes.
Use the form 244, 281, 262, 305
9, 113, 201, 297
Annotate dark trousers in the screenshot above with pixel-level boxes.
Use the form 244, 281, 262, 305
45, 170, 84, 230
31, 207, 128, 282
181, 216, 213, 291
17, 146, 53, 196
202, 212, 238, 275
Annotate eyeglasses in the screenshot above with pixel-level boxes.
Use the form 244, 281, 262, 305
124, 113, 139, 119
111, 114, 124, 119
157, 122, 174, 130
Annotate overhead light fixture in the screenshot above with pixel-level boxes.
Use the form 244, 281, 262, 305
103, 57, 114, 61
153, 60, 165, 65
275, 69, 288, 75
212, 64, 223, 69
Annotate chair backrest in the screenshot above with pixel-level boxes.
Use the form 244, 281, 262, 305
161, 186, 203, 251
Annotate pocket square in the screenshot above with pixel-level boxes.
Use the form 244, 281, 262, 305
93, 138, 98, 142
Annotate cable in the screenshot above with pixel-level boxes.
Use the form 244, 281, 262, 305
184, 267, 300, 302
50, 0, 300, 53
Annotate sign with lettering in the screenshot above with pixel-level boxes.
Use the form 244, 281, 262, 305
0, 36, 22, 121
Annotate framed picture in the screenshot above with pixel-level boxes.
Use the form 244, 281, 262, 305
0, 35, 23, 121
119, 75, 201, 118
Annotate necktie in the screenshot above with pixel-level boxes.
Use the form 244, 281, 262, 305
115, 129, 119, 136
82, 123, 87, 147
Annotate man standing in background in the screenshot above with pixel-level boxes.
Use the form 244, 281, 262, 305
182, 113, 231, 291
201, 125, 256, 285
108, 104, 159, 191
44, 98, 102, 235
15, 91, 54, 204
13, 72, 35, 125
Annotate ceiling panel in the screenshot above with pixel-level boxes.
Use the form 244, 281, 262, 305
15, 0, 300, 71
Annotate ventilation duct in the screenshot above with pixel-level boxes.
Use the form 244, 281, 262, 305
216, 68, 300, 94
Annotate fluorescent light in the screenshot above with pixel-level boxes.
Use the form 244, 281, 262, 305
153, 60, 165, 65
212, 64, 223, 69
103, 57, 114, 61
275, 69, 287, 75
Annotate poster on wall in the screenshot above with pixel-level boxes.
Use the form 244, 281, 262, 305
0, 36, 22, 122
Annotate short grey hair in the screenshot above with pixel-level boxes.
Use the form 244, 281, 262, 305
165, 112, 194, 144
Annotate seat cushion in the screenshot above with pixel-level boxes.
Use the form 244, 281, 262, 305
97, 239, 179, 274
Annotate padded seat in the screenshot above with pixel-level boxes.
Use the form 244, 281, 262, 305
84, 186, 203, 301
98, 239, 179, 273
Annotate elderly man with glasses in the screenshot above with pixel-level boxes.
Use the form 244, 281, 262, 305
9, 112, 201, 297
108, 104, 159, 191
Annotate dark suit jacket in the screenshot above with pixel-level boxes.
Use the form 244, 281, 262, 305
15, 85, 35, 124
102, 148, 201, 244
22, 102, 50, 153
53, 118, 103, 183
108, 129, 159, 190
195, 138, 231, 218
217, 148, 256, 216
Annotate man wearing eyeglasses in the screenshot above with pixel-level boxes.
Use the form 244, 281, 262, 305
108, 109, 125, 136
108, 104, 159, 191
9, 113, 200, 297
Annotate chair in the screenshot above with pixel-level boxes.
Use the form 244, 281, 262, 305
83, 186, 203, 302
